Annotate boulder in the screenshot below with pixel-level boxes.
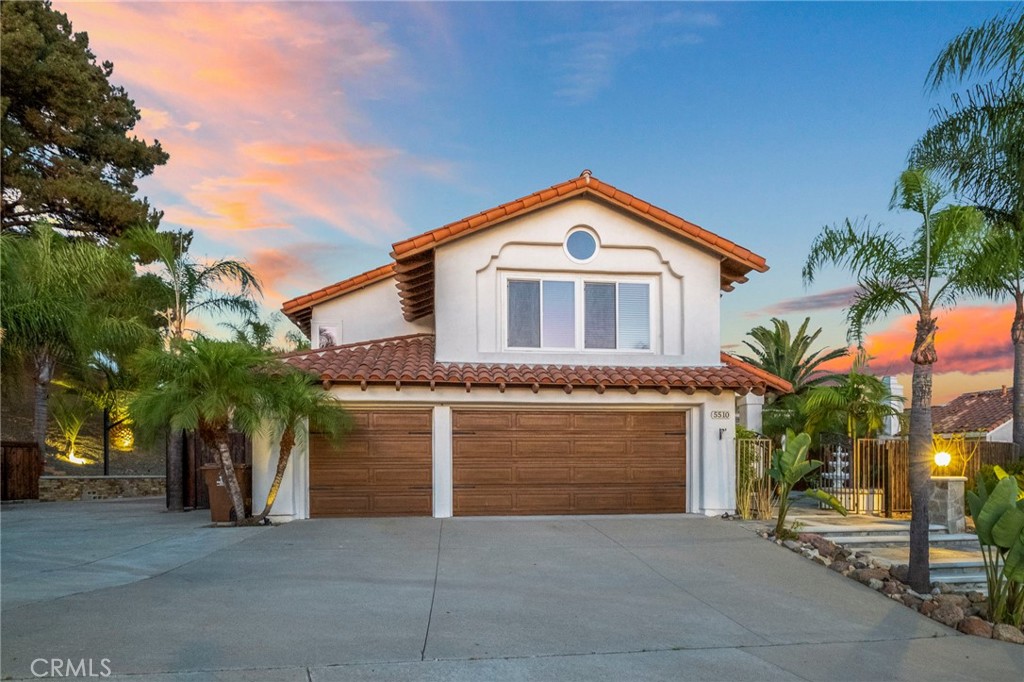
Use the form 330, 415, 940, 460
800, 548, 820, 561
783, 540, 802, 552
992, 624, 1024, 644
881, 581, 904, 596
890, 564, 910, 582
934, 594, 971, 610
851, 567, 890, 585
966, 591, 986, 604
804, 535, 840, 559
957, 617, 993, 638
829, 560, 851, 573
868, 578, 885, 590
929, 603, 965, 628
901, 594, 924, 609
919, 600, 939, 617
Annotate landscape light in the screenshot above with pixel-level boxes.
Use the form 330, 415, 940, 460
933, 451, 952, 468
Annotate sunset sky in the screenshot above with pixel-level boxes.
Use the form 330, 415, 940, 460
56, 1, 1014, 404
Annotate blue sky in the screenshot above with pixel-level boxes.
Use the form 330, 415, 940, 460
62, 1, 1015, 401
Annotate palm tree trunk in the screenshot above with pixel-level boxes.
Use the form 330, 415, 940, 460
32, 351, 54, 462
255, 427, 295, 522
1012, 293, 1023, 448
166, 430, 185, 512
200, 423, 248, 524
907, 313, 937, 593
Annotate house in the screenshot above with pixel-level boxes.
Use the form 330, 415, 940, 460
257, 171, 791, 520
932, 387, 1014, 442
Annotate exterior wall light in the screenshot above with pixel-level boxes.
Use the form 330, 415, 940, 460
933, 451, 952, 468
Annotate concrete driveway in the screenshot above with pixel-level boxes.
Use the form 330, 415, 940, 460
1, 499, 1020, 681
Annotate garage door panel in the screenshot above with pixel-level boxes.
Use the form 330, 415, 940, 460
454, 438, 512, 458
515, 413, 573, 430
574, 440, 629, 457
516, 491, 573, 511
573, 413, 630, 431
452, 409, 685, 515
454, 411, 515, 431
455, 492, 515, 514
631, 465, 685, 482
454, 466, 513, 485
574, 491, 630, 512
310, 409, 431, 517
573, 466, 629, 483
371, 411, 431, 430
514, 439, 571, 458
630, 413, 686, 432
516, 466, 571, 484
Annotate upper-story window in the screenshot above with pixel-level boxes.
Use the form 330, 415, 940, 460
564, 227, 599, 263
505, 275, 652, 351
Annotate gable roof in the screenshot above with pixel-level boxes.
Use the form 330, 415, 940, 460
279, 334, 793, 395
391, 170, 767, 321
281, 263, 395, 336
932, 388, 1013, 434
281, 171, 769, 329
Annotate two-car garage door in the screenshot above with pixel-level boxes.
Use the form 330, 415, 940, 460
309, 408, 686, 517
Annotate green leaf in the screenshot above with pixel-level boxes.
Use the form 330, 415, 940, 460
805, 488, 849, 516
976, 477, 1019, 545
1002, 534, 1024, 583
991, 507, 1024, 549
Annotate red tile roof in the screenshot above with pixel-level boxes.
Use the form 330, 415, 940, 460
281, 263, 395, 334
279, 334, 793, 395
932, 388, 1013, 434
390, 171, 768, 272
281, 172, 772, 328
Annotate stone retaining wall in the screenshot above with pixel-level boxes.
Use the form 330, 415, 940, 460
39, 476, 165, 502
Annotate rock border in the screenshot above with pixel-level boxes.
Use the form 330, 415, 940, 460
757, 530, 1024, 645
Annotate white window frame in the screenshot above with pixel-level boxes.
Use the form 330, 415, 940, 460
501, 272, 656, 353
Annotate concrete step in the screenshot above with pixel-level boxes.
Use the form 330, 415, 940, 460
930, 573, 988, 591
795, 523, 946, 537
823, 532, 979, 548
929, 559, 986, 577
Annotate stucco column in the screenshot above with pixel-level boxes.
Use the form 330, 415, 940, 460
928, 476, 966, 534
736, 393, 764, 434
433, 406, 453, 518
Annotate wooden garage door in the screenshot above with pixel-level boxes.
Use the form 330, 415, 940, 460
453, 409, 685, 515
309, 409, 432, 517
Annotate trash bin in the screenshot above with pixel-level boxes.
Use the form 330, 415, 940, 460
201, 464, 252, 522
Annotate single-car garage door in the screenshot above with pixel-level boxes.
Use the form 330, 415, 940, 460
453, 409, 686, 515
309, 409, 432, 517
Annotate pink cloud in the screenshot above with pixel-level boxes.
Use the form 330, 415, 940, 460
58, 1, 408, 247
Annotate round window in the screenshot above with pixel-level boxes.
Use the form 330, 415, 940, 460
565, 228, 598, 262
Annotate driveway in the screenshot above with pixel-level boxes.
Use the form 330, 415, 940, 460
1, 499, 1020, 681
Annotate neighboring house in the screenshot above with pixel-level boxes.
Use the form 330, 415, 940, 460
259, 171, 791, 520
932, 387, 1013, 443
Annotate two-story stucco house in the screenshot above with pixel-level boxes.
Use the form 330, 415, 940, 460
257, 171, 790, 521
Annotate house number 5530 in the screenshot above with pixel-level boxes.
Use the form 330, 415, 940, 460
710, 410, 731, 420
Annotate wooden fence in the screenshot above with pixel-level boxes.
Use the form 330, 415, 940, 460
1, 441, 43, 501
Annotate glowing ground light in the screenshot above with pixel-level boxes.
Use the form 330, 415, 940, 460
933, 451, 952, 468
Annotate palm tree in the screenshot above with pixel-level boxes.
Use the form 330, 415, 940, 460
256, 369, 349, 523
0, 224, 153, 456
802, 350, 906, 440
912, 8, 1024, 447
738, 317, 848, 439
122, 227, 262, 511
131, 338, 272, 523
957, 227, 1024, 446
803, 169, 981, 592
738, 317, 849, 392
912, 7, 1023, 225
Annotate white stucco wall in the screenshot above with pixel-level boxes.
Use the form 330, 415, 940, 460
251, 386, 739, 520
432, 196, 723, 366
251, 426, 309, 521
987, 419, 1013, 443
309, 277, 432, 348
